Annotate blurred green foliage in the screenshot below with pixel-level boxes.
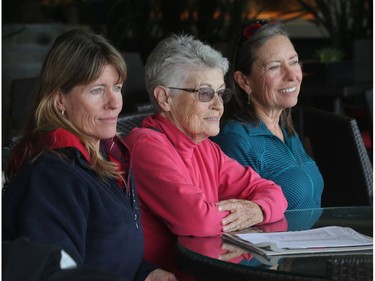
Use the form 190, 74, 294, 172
315, 47, 345, 62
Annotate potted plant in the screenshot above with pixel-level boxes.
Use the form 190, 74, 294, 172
284, 0, 372, 85
292, 0, 372, 60
315, 47, 344, 62
302, 47, 353, 85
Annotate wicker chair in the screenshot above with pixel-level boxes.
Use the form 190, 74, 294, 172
3, 77, 38, 165
117, 111, 153, 137
292, 106, 373, 207
9, 77, 38, 136
327, 255, 373, 281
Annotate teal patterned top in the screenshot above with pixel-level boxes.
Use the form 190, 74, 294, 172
212, 119, 324, 210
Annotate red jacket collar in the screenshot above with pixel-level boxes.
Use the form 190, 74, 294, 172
43, 128, 91, 163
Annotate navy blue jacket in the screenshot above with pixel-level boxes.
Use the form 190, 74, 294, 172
3, 144, 157, 281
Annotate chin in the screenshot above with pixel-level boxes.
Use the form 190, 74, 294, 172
102, 131, 117, 139
208, 130, 220, 137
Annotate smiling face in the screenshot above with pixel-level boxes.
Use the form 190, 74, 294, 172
164, 67, 225, 143
56, 64, 123, 149
248, 35, 302, 113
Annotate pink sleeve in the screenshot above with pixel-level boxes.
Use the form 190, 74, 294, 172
126, 133, 227, 237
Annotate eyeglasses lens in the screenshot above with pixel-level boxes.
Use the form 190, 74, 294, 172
219, 89, 233, 103
198, 88, 214, 102
197, 88, 232, 103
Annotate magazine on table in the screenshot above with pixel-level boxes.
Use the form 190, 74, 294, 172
222, 226, 373, 259
236, 246, 372, 267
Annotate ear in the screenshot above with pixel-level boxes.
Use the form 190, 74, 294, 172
54, 90, 66, 112
234, 71, 252, 94
153, 86, 172, 112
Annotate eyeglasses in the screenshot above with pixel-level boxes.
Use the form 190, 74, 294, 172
238, 19, 276, 45
167, 87, 233, 103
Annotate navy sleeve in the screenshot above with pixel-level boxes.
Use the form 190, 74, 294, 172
3, 155, 90, 263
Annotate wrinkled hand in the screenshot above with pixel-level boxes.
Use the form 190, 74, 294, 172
145, 269, 178, 281
217, 199, 264, 232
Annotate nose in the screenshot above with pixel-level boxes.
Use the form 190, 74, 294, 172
106, 89, 122, 110
283, 65, 296, 81
211, 92, 224, 110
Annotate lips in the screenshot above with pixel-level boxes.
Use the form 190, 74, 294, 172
100, 117, 118, 122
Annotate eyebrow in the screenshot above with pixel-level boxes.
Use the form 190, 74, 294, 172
289, 54, 299, 60
263, 54, 299, 66
91, 82, 122, 88
262, 60, 281, 68
198, 83, 226, 89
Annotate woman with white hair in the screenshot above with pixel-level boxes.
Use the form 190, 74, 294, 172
124, 33, 287, 278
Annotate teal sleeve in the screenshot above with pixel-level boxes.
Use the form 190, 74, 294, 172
212, 131, 262, 173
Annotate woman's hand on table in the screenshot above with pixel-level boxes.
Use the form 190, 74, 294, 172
145, 269, 178, 281
217, 199, 264, 232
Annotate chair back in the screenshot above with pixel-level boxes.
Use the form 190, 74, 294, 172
9, 77, 38, 137
327, 254, 373, 281
293, 107, 373, 207
117, 111, 154, 137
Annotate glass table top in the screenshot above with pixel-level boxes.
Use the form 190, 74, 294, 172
177, 206, 373, 279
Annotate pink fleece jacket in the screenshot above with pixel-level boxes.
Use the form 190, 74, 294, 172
123, 114, 287, 272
